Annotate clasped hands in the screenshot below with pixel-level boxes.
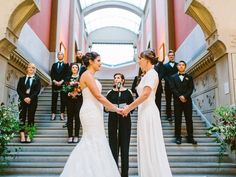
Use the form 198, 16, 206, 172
116, 105, 130, 117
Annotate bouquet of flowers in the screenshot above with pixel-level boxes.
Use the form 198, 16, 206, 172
62, 79, 82, 96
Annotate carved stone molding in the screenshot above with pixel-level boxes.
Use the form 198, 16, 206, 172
0, 0, 40, 60
9, 51, 50, 85
187, 51, 215, 78
185, 0, 216, 38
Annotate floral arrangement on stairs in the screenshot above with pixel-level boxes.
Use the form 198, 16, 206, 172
207, 105, 236, 161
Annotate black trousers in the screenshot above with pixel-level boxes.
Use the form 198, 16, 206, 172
155, 91, 162, 116
108, 114, 131, 177
19, 101, 37, 132
165, 83, 173, 118
66, 97, 82, 137
51, 88, 67, 114
174, 99, 193, 139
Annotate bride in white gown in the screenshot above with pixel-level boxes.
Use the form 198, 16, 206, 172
60, 52, 121, 177
122, 50, 172, 177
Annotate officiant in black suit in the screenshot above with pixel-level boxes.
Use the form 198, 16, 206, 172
50, 52, 69, 121
170, 60, 197, 145
163, 50, 178, 121
154, 57, 165, 115
17, 63, 41, 143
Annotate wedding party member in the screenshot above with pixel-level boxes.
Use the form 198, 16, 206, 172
72, 50, 87, 77
170, 60, 197, 145
17, 63, 41, 143
60, 52, 122, 177
131, 68, 143, 98
106, 73, 133, 177
154, 57, 165, 115
65, 63, 82, 143
122, 49, 172, 177
163, 50, 178, 121
50, 52, 69, 121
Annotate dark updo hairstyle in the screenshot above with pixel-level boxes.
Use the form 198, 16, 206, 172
82, 52, 100, 67
140, 49, 158, 65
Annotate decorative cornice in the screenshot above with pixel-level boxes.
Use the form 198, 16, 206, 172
9, 51, 50, 85
187, 51, 215, 78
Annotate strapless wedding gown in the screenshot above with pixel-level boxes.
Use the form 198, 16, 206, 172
60, 80, 121, 177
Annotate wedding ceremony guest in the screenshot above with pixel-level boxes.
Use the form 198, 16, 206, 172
163, 50, 178, 121
60, 52, 122, 177
170, 60, 197, 145
131, 68, 144, 98
17, 63, 41, 143
65, 63, 82, 143
75, 50, 86, 77
50, 52, 69, 121
106, 73, 134, 177
122, 49, 172, 177
154, 56, 165, 115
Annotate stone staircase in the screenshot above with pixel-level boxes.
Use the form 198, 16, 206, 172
2, 79, 236, 177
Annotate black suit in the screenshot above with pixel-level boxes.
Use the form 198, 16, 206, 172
17, 76, 41, 131
163, 62, 178, 118
65, 75, 82, 138
170, 73, 194, 139
50, 62, 69, 114
131, 76, 139, 98
154, 61, 165, 115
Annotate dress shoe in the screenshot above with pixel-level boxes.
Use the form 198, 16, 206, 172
51, 113, 56, 120
175, 138, 182, 144
26, 136, 32, 143
67, 137, 73, 143
187, 138, 197, 145
73, 137, 79, 143
60, 113, 65, 121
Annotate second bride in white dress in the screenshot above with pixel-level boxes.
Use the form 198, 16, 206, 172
60, 52, 121, 177
122, 49, 172, 177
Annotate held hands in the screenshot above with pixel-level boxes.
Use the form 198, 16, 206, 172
24, 97, 31, 104
115, 105, 130, 117
179, 95, 187, 103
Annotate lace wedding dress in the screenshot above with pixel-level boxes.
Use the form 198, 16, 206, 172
60, 80, 121, 177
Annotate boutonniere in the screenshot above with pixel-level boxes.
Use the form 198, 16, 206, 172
32, 76, 36, 81
185, 77, 189, 80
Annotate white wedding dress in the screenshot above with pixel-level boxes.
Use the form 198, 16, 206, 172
60, 80, 121, 177
137, 68, 172, 177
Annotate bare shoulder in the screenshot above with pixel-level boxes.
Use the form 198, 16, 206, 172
80, 71, 93, 89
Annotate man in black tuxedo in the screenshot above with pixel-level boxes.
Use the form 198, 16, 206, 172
163, 50, 178, 121
170, 60, 197, 145
50, 52, 69, 120
154, 58, 165, 115
17, 63, 41, 143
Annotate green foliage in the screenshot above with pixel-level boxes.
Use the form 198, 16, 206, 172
207, 105, 236, 160
0, 104, 20, 168
25, 125, 36, 140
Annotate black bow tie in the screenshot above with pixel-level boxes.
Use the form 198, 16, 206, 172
169, 61, 175, 64
179, 73, 185, 76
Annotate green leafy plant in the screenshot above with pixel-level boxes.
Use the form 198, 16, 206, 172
25, 125, 37, 140
0, 103, 20, 168
207, 105, 236, 160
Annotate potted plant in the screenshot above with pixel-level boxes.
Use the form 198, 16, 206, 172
207, 105, 236, 161
0, 103, 20, 169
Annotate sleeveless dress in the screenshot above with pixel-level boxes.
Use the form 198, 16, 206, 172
60, 80, 121, 177
137, 69, 172, 177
